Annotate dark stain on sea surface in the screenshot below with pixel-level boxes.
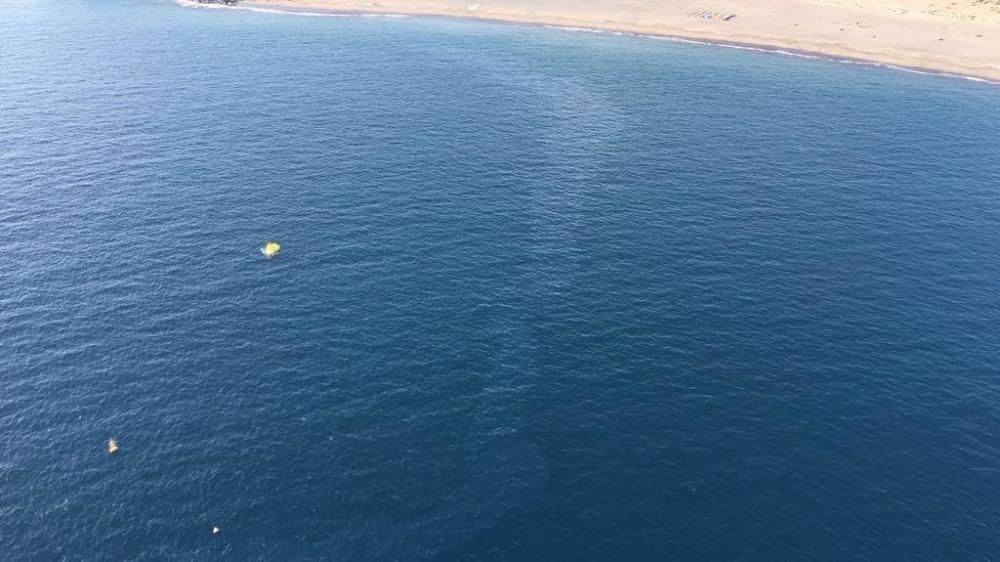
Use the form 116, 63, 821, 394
1, 0, 1000, 560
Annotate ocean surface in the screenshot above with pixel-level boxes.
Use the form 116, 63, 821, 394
3, 0, 1000, 559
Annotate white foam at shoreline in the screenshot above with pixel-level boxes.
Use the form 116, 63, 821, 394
543, 25, 605, 34
174, 0, 408, 18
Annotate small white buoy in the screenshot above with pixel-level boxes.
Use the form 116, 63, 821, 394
107, 438, 119, 455
212, 526, 221, 535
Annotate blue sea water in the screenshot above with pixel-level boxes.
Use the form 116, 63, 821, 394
2, 0, 1000, 559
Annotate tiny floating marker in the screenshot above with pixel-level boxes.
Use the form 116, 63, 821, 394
212, 526, 221, 535
261, 241, 281, 257
107, 438, 119, 455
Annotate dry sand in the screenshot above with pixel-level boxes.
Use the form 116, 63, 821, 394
241, 0, 1000, 81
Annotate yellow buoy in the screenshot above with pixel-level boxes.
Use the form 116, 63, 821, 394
261, 241, 281, 257
107, 438, 119, 455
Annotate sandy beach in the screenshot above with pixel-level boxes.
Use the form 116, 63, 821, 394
237, 0, 1000, 82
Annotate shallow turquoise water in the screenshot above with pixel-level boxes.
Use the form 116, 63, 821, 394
2, 1, 1000, 559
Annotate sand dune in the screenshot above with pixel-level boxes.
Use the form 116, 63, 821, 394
241, 0, 1000, 81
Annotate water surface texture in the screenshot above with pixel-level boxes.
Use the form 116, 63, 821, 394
2, 1, 1000, 559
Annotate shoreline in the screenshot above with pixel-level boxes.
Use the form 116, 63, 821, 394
185, 0, 1000, 84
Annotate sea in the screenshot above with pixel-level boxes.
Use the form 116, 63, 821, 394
2, 0, 1000, 559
